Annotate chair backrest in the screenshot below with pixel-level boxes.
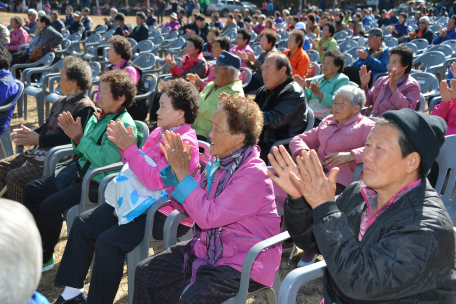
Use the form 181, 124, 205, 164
133, 53, 156, 70
307, 32, 316, 40
225, 31, 237, 40
59, 39, 71, 52
239, 67, 252, 88
36, 52, 56, 67
402, 42, 418, 54
429, 24, 443, 32
384, 37, 398, 48
281, 32, 290, 40
413, 51, 446, 71
152, 36, 165, 46
333, 31, 348, 41
170, 37, 185, 49
410, 38, 429, 51
198, 140, 211, 169
433, 135, 456, 224
417, 93, 426, 112
160, 27, 171, 35
164, 31, 179, 40
410, 72, 439, 95
68, 32, 82, 42
345, 46, 363, 59
427, 44, 454, 58
343, 29, 353, 38
127, 38, 138, 48
339, 40, 358, 53
95, 24, 108, 33
305, 107, 315, 132
89, 62, 101, 79
253, 45, 262, 57
430, 96, 442, 113
307, 50, 319, 63
442, 39, 456, 49
87, 33, 101, 44
307, 62, 321, 77
142, 73, 158, 94
133, 40, 154, 54
134, 120, 150, 149
62, 31, 70, 39
343, 53, 353, 66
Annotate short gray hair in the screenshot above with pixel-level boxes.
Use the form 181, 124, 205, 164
228, 66, 240, 81
420, 16, 430, 24
259, 14, 266, 20
10, 16, 22, 27
111, 8, 118, 14
38, 10, 46, 16
28, 9, 38, 17
0, 199, 42, 304
333, 85, 366, 108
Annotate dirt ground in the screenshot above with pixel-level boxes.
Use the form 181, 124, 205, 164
1, 11, 325, 304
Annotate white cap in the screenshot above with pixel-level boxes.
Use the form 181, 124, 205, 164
295, 22, 306, 30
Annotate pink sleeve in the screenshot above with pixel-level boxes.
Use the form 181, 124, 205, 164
388, 82, 420, 111
170, 64, 183, 77
431, 100, 452, 122
124, 66, 141, 83
289, 127, 320, 159
364, 85, 375, 108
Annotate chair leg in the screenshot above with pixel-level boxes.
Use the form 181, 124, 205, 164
126, 248, 141, 304
0, 127, 14, 158
24, 93, 28, 121
45, 100, 50, 119
37, 95, 45, 126
17, 91, 23, 117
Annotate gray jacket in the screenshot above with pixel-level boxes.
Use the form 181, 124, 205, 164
0, 24, 10, 44
41, 25, 63, 56
221, 22, 238, 34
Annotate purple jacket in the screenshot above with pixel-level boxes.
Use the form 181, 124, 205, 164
364, 74, 421, 117
161, 146, 281, 287
163, 20, 180, 31
290, 113, 375, 186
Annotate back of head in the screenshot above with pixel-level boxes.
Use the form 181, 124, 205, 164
0, 199, 42, 304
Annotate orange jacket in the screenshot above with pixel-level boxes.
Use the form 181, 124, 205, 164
283, 48, 310, 78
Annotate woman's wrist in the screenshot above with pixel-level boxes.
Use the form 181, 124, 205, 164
174, 168, 190, 182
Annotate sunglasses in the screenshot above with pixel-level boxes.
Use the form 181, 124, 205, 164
419, 22, 427, 24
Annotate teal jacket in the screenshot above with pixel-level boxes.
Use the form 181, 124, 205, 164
305, 73, 350, 108
72, 109, 137, 183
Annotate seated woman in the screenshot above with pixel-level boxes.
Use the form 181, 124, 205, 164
265, 18, 276, 33
4, 16, 29, 54
0, 46, 19, 134
310, 22, 337, 63
431, 79, 456, 135
335, 12, 347, 32
187, 36, 231, 90
290, 85, 375, 195
1, 56, 95, 204
271, 108, 456, 304
305, 14, 320, 38
52, 78, 201, 304
361, 46, 420, 117
95, 35, 147, 121
210, 12, 223, 30
167, 35, 208, 80
27, 15, 63, 63
387, 12, 408, 40
163, 12, 180, 32
133, 95, 281, 303
294, 50, 349, 126
202, 27, 220, 60
11, 27, 41, 79
22, 69, 137, 273
283, 29, 310, 78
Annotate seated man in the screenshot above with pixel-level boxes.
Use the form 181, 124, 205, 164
63, 5, 74, 27
221, 13, 238, 35
271, 108, 456, 304
67, 11, 85, 35
0, 56, 95, 204
433, 15, 456, 45
103, 8, 118, 29
81, 7, 92, 36
343, 28, 389, 86
146, 8, 157, 27
387, 12, 408, 40
230, 28, 254, 68
50, 10, 65, 32
186, 15, 210, 42
192, 51, 244, 141
254, 52, 307, 161
236, 13, 245, 28
124, 11, 149, 42
408, 16, 434, 45
0, 199, 51, 304
386, 8, 398, 26
23, 9, 38, 34
239, 29, 277, 93
113, 13, 132, 37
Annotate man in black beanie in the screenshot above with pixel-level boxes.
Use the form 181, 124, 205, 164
269, 108, 456, 303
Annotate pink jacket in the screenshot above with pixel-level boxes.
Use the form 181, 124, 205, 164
290, 113, 375, 187
5, 27, 29, 51
431, 98, 456, 135
230, 44, 254, 68
163, 146, 281, 287
122, 124, 201, 224
364, 74, 421, 117
163, 20, 180, 31
253, 23, 266, 34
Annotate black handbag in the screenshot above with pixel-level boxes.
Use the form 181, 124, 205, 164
53, 112, 123, 191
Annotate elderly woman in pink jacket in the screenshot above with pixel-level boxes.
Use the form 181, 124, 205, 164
133, 95, 281, 303
52, 78, 201, 304
4, 16, 29, 54
360, 46, 421, 117
288, 84, 375, 268
431, 79, 456, 135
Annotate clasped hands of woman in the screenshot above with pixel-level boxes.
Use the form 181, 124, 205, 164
267, 145, 339, 209
293, 74, 324, 99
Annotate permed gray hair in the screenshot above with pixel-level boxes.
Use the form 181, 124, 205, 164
0, 199, 42, 304
28, 8, 38, 17
333, 85, 366, 109
228, 66, 240, 81
420, 16, 430, 24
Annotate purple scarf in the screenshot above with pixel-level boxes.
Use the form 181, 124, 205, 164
182, 145, 254, 286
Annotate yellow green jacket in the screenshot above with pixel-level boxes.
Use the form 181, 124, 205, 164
192, 80, 244, 137
315, 36, 338, 63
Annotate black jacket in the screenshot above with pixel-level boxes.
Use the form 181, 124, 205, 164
254, 77, 307, 146
412, 27, 434, 45
129, 23, 149, 42
285, 179, 456, 304
195, 22, 210, 42
68, 20, 85, 35
146, 16, 157, 27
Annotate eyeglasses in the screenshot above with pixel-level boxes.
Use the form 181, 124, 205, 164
212, 66, 229, 72
419, 22, 427, 24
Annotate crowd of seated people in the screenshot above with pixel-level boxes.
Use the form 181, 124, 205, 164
4, 7, 456, 304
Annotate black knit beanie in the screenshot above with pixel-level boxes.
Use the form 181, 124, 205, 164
382, 108, 447, 174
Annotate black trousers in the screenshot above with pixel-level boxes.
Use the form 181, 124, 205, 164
11, 51, 30, 78
55, 204, 190, 304
158, 10, 165, 24
133, 242, 264, 304
22, 174, 99, 263
243, 74, 264, 95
